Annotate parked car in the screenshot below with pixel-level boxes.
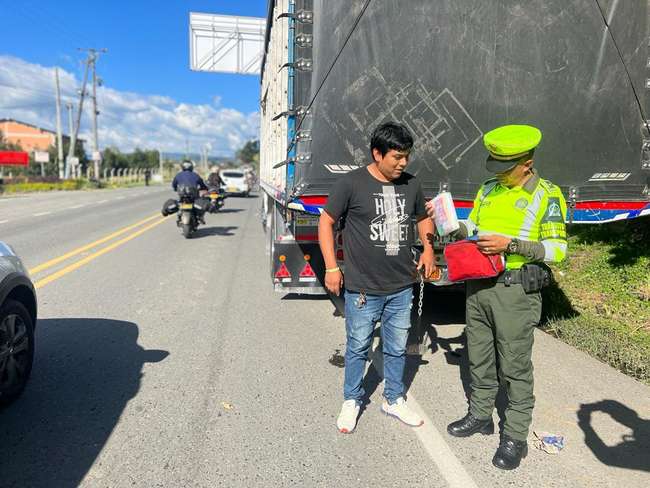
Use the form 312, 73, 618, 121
219, 169, 250, 197
0, 241, 37, 405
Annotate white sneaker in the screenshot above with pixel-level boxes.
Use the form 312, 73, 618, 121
381, 397, 424, 427
337, 399, 360, 434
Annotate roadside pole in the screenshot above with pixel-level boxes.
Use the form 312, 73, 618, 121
66, 55, 90, 178
54, 68, 64, 179
65, 102, 74, 177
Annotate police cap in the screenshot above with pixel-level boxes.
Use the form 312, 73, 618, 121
483, 125, 542, 173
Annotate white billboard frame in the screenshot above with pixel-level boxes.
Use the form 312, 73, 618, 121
189, 12, 266, 75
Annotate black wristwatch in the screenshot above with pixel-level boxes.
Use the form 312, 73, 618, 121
506, 238, 520, 254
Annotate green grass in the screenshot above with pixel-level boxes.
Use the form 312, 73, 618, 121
540, 218, 650, 384
0, 179, 98, 193
1, 179, 162, 193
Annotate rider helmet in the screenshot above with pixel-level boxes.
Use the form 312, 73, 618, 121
181, 160, 194, 171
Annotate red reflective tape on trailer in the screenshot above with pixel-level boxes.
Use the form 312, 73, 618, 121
574, 201, 647, 210
295, 233, 319, 242
300, 196, 328, 205
453, 200, 474, 208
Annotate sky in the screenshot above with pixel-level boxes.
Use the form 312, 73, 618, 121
0, 0, 268, 156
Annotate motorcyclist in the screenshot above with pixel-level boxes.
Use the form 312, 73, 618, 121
172, 160, 208, 192
172, 160, 208, 223
206, 166, 225, 189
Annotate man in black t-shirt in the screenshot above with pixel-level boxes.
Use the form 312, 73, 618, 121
318, 122, 435, 434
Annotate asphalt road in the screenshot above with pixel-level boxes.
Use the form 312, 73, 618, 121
0, 187, 648, 487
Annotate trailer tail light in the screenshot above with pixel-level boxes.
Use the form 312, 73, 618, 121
336, 249, 344, 261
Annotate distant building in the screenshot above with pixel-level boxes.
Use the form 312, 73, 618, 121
0, 118, 85, 152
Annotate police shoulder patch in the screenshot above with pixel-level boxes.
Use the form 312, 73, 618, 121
542, 197, 564, 223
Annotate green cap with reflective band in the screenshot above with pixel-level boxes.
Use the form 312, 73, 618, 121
484, 124, 542, 173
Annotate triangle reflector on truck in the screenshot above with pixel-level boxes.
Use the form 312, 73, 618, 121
274, 262, 292, 282
299, 262, 317, 282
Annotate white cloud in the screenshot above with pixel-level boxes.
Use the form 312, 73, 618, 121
0, 55, 259, 156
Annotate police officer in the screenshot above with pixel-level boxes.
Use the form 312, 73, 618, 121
427, 125, 567, 470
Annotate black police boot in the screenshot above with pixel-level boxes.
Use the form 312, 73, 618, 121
492, 435, 528, 470
447, 412, 494, 437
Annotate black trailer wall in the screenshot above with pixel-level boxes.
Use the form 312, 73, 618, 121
288, 0, 649, 201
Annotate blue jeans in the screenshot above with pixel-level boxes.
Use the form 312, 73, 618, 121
343, 287, 413, 404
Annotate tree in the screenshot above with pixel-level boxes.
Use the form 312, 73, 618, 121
0, 130, 22, 151
46, 139, 88, 177
236, 140, 260, 168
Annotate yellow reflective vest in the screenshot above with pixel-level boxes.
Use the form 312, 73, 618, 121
466, 173, 568, 270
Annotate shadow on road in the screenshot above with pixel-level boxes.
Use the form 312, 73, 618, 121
215, 208, 245, 214
0, 318, 169, 488
193, 226, 238, 238
403, 287, 509, 430
578, 400, 650, 472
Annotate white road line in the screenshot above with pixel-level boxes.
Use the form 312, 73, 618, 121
70, 204, 86, 209
116, 196, 126, 200
97, 199, 108, 204
368, 340, 478, 488
33, 212, 52, 217
0, 220, 9, 224
406, 393, 479, 488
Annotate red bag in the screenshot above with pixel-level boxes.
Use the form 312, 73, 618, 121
444, 239, 505, 282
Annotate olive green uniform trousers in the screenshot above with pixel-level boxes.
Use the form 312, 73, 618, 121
465, 279, 542, 441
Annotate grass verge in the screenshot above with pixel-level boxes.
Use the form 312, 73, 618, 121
540, 217, 650, 385
1, 180, 161, 194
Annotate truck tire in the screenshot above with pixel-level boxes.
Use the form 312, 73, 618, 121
0, 299, 35, 406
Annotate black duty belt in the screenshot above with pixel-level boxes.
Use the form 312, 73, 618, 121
495, 269, 523, 285
495, 264, 552, 293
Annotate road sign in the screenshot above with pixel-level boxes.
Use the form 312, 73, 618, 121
189, 12, 265, 75
34, 151, 50, 163
92, 151, 102, 162
67, 156, 80, 167
0, 151, 29, 166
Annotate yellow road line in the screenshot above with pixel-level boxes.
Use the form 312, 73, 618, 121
34, 217, 167, 289
29, 213, 160, 275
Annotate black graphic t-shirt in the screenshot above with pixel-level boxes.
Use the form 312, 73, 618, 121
324, 166, 427, 295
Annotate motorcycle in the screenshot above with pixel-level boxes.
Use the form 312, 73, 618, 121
176, 185, 207, 238
206, 186, 226, 213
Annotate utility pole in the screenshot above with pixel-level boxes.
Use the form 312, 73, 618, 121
66, 102, 74, 177
85, 48, 108, 179
54, 68, 64, 179
66, 57, 90, 177
66, 48, 107, 179
159, 150, 164, 182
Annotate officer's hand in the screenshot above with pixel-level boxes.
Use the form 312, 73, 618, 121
425, 200, 436, 221
477, 235, 511, 254
325, 270, 344, 296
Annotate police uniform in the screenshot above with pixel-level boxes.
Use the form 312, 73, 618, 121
447, 125, 567, 470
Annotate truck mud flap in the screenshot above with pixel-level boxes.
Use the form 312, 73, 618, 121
271, 241, 326, 294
